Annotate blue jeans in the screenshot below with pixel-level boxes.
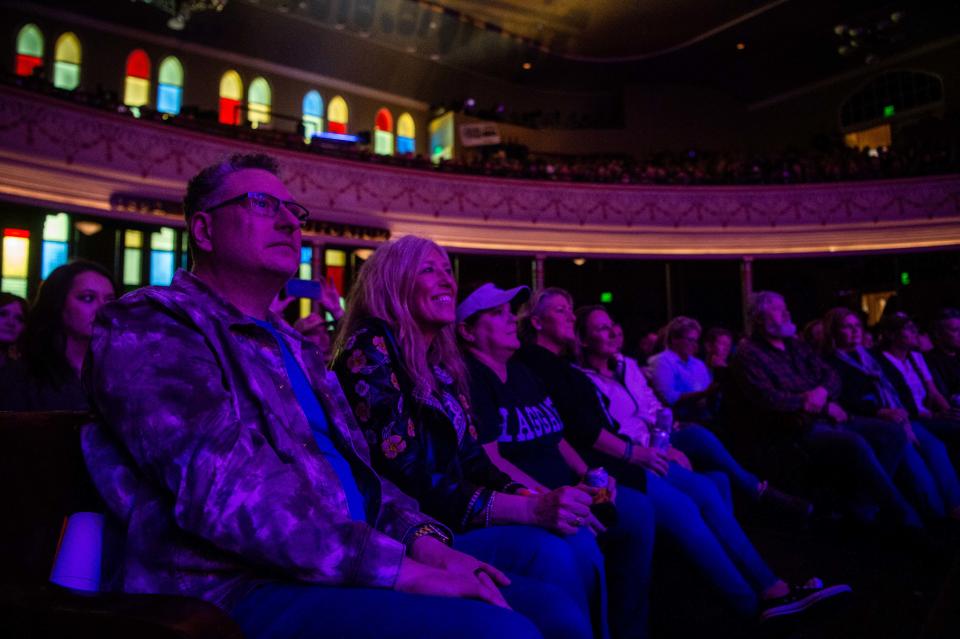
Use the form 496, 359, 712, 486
455, 526, 594, 639
646, 465, 778, 617
898, 421, 960, 519
602, 485, 655, 639
671, 425, 760, 501
801, 418, 921, 527
232, 582, 543, 639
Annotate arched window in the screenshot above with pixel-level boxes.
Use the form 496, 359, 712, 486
15, 24, 44, 77
53, 32, 81, 90
157, 56, 183, 115
248, 77, 271, 128
219, 70, 243, 125
397, 113, 415, 155
302, 90, 324, 142
123, 49, 151, 112
328, 95, 348, 134
374, 108, 394, 155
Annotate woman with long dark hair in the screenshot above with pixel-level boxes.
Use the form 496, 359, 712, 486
0, 261, 117, 411
0, 291, 28, 368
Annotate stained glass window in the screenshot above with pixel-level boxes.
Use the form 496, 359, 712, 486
299, 246, 313, 318
15, 24, 43, 77
248, 77, 271, 128
122, 229, 143, 286
302, 90, 324, 142
328, 96, 348, 134
1, 228, 30, 297
149, 227, 176, 286
397, 113, 415, 155
219, 70, 243, 125
123, 49, 151, 115
429, 112, 454, 163
41, 213, 69, 279
157, 56, 183, 115
53, 32, 80, 90
374, 108, 394, 156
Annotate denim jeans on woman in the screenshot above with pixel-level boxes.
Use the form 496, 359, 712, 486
898, 421, 960, 519
670, 424, 760, 504
645, 464, 778, 618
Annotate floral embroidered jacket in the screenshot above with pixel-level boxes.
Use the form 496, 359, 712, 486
81, 270, 441, 609
334, 317, 515, 531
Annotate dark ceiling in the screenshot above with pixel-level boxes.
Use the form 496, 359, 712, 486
22, 0, 960, 105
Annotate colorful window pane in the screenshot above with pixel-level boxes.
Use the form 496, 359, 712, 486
53, 32, 80, 90
299, 246, 313, 318
1, 228, 30, 297
15, 24, 44, 77
41, 213, 70, 279
219, 70, 243, 125
328, 96, 348, 134
397, 113, 415, 155
248, 77, 271, 127
374, 108, 394, 156
122, 49, 151, 112
302, 90, 324, 142
122, 229, 142, 286
157, 57, 183, 115
149, 227, 176, 286
325, 248, 345, 296
429, 112, 454, 163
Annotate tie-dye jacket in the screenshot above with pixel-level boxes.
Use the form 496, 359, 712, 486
81, 270, 442, 609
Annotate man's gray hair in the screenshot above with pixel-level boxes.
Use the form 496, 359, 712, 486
747, 291, 785, 335
665, 316, 702, 343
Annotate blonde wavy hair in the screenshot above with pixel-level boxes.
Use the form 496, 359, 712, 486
335, 235, 468, 400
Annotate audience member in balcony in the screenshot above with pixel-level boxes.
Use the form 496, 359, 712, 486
823, 307, 960, 521
516, 289, 848, 622
0, 291, 28, 368
729, 291, 923, 529
458, 282, 655, 639
0, 261, 116, 412
333, 235, 599, 639
578, 306, 811, 518
927, 308, 960, 410
82, 154, 543, 639
876, 311, 960, 453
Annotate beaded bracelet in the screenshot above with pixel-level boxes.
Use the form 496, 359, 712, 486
484, 492, 498, 528
621, 439, 634, 462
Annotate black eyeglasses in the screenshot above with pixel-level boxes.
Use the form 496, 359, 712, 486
205, 192, 310, 226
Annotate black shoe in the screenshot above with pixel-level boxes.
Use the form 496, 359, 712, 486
759, 578, 852, 621
759, 485, 814, 519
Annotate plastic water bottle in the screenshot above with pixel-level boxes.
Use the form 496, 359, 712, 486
584, 467, 618, 527
650, 408, 673, 451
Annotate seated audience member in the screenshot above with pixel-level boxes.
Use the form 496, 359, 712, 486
0, 291, 27, 369
648, 316, 719, 423
729, 291, 922, 528
704, 327, 734, 372
823, 308, 960, 521
582, 307, 808, 516
83, 154, 542, 639
926, 308, 960, 408
801, 319, 825, 353
876, 311, 960, 453
333, 236, 600, 639
292, 275, 344, 365
635, 329, 660, 366
458, 283, 655, 639
517, 289, 848, 622
0, 261, 116, 411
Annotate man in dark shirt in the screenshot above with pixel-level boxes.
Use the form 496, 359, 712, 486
927, 308, 960, 408
729, 291, 921, 527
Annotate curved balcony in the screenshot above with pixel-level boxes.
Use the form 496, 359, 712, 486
1, 85, 958, 257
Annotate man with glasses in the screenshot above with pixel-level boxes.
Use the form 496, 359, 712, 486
81, 154, 542, 639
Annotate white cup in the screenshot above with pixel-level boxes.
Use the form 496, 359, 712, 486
49, 512, 104, 592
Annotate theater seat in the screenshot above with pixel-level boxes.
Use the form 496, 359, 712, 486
0, 411, 244, 639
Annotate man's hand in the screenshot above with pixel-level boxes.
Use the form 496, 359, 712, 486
630, 447, 670, 476
396, 556, 510, 609
409, 536, 509, 587
530, 486, 600, 536
803, 386, 829, 414
825, 402, 848, 423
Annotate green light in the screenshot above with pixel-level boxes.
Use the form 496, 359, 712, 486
883, 104, 895, 118
600, 291, 613, 303
900, 272, 910, 286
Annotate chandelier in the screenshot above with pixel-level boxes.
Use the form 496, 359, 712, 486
133, 0, 228, 30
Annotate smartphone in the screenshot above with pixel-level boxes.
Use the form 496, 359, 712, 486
285, 278, 323, 300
